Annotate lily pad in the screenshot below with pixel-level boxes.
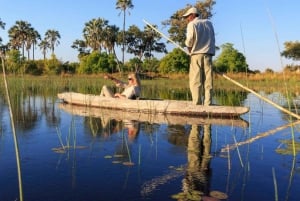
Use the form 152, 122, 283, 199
209, 191, 228, 200
104, 155, 113, 159
123, 161, 135, 166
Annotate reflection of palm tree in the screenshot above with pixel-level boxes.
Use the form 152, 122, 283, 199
182, 124, 212, 199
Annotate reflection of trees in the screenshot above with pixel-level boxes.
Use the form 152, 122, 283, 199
41, 96, 60, 126
167, 124, 189, 146
0, 97, 4, 133
214, 89, 248, 106
82, 116, 121, 137
2, 90, 61, 132
11, 94, 38, 130
140, 122, 160, 135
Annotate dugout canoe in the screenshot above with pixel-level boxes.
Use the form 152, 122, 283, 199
57, 92, 249, 118
58, 103, 249, 128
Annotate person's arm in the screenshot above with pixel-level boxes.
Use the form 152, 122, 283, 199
114, 93, 126, 99
116, 85, 137, 99
185, 23, 194, 54
104, 74, 126, 87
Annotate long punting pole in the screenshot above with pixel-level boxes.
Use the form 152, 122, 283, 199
143, 19, 300, 120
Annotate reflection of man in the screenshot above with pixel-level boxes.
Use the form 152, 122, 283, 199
182, 124, 212, 198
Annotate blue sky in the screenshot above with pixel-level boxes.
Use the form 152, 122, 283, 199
0, 0, 299, 72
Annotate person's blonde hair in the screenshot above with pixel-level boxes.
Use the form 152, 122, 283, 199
128, 72, 141, 87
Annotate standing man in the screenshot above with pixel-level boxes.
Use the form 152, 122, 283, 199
183, 7, 215, 106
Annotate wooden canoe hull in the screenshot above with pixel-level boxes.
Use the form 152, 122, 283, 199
58, 103, 249, 128
57, 92, 249, 118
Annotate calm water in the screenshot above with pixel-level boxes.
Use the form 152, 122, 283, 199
0, 91, 299, 201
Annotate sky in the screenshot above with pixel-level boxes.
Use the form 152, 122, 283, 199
0, 0, 299, 72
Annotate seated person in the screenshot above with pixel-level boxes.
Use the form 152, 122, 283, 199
100, 72, 141, 99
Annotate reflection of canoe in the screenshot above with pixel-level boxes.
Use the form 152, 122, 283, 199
58, 103, 249, 128
57, 92, 249, 118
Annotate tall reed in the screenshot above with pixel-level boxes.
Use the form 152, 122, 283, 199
1, 55, 23, 201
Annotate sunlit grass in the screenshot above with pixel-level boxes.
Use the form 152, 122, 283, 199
0, 73, 299, 97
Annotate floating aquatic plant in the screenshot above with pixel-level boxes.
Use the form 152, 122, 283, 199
209, 190, 228, 200
52, 145, 87, 154
171, 190, 202, 200
276, 139, 300, 155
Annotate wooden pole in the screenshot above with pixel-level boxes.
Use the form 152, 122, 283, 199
219, 74, 300, 119
143, 19, 300, 120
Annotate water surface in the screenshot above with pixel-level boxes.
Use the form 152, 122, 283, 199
0, 91, 299, 201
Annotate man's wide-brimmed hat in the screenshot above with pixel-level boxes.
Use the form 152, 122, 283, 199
182, 7, 199, 17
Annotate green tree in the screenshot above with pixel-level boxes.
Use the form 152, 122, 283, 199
0, 18, 5, 45
8, 20, 32, 58
158, 48, 189, 73
77, 51, 116, 74
44, 54, 62, 74
0, 18, 6, 56
45, 29, 61, 55
116, 0, 134, 65
83, 18, 108, 52
102, 24, 121, 72
25, 27, 41, 60
213, 43, 248, 73
5, 49, 22, 73
281, 41, 300, 61
125, 57, 142, 72
126, 24, 167, 62
142, 57, 160, 73
71, 39, 89, 59
38, 39, 50, 60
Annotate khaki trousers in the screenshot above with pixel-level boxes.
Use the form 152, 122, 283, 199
189, 54, 213, 105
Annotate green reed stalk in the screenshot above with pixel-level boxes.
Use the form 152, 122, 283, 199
272, 167, 279, 201
55, 127, 65, 150
123, 130, 132, 163
266, 6, 297, 154
284, 157, 296, 201
1, 56, 24, 201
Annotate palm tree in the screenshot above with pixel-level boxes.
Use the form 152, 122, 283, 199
8, 20, 32, 58
0, 18, 6, 55
38, 39, 50, 60
26, 27, 41, 60
71, 39, 89, 58
0, 18, 5, 44
83, 18, 108, 52
103, 24, 121, 72
44, 29, 60, 55
103, 25, 119, 55
116, 0, 134, 66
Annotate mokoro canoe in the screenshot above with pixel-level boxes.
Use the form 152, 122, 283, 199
57, 92, 250, 118
58, 103, 249, 128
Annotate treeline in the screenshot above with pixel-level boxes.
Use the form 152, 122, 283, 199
1, 0, 299, 75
